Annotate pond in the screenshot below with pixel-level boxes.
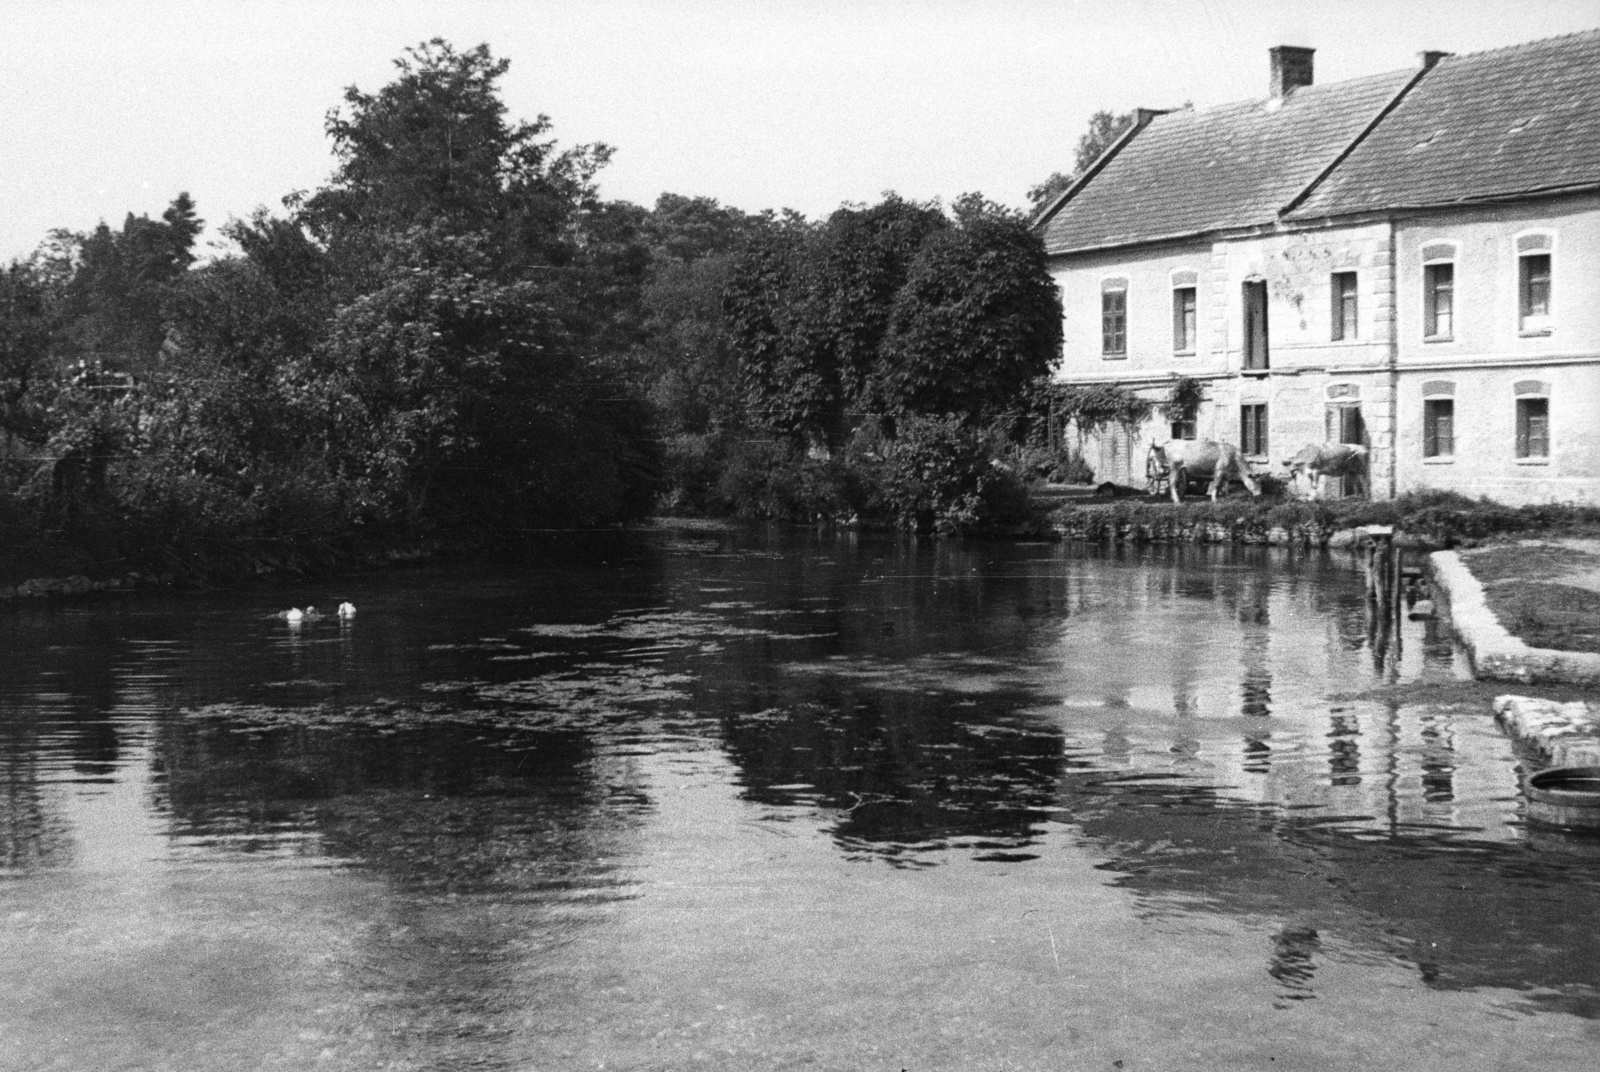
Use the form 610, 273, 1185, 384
2, 526, 1598, 1070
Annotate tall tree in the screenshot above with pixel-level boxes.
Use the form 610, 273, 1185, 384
1027, 109, 1136, 212
60, 193, 203, 366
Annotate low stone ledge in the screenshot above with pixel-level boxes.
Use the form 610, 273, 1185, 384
1494, 695, 1600, 768
1430, 550, 1600, 686
0, 572, 154, 600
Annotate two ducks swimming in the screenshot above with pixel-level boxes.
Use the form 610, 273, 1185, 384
282, 602, 357, 623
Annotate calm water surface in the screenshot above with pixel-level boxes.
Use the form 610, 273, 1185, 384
3, 527, 1599, 1070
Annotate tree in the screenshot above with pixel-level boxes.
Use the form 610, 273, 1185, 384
59, 193, 203, 366
723, 195, 947, 446
0, 259, 58, 445
1027, 109, 1136, 211
285, 39, 662, 535
877, 195, 1061, 422
298, 39, 613, 268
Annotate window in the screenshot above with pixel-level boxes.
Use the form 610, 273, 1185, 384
1240, 403, 1268, 457
1423, 399, 1454, 457
1242, 280, 1268, 369
1331, 271, 1358, 341
1326, 403, 1364, 446
1170, 411, 1197, 440
1516, 397, 1549, 459
1520, 253, 1551, 334
1172, 286, 1196, 352
1101, 280, 1127, 357
1423, 263, 1454, 339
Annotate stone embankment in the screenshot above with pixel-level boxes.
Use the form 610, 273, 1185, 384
1495, 696, 1600, 769
1429, 550, 1600, 687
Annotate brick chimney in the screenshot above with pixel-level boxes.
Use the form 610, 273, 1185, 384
1269, 46, 1315, 97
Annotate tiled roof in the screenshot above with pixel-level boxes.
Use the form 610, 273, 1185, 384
1287, 30, 1600, 219
1038, 68, 1416, 254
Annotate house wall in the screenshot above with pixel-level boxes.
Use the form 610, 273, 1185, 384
1392, 194, 1600, 504
1052, 239, 1219, 381
1051, 222, 1399, 494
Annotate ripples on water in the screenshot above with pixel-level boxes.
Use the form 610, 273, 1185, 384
2, 528, 1599, 1070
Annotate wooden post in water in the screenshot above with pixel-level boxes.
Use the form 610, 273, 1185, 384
1364, 525, 1400, 665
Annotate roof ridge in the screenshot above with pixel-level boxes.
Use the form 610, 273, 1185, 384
1177, 66, 1414, 120
1435, 25, 1600, 63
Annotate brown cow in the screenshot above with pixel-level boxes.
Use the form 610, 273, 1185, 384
1147, 440, 1261, 503
1283, 443, 1368, 499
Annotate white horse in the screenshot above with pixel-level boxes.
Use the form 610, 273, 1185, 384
1147, 441, 1261, 503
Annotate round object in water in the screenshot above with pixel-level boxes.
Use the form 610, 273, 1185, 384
1526, 766, 1600, 830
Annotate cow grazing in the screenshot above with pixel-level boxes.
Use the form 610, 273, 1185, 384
1147, 440, 1262, 503
1283, 443, 1369, 499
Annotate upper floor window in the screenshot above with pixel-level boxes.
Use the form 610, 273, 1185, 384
1517, 233, 1553, 336
1171, 270, 1197, 354
1101, 278, 1128, 358
1331, 271, 1358, 341
1421, 242, 1455, 341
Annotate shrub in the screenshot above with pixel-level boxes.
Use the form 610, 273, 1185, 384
713, 437, 862, 522
873, 414, 1030, 535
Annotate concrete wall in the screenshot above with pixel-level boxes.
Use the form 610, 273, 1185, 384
1393, 194, 1600, 504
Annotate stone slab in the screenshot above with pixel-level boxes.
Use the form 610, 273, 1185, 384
1494, 695, 1600, 768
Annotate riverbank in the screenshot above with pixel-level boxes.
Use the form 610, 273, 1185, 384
1430, 539, 1600, 687
1047, 490, 1600, 550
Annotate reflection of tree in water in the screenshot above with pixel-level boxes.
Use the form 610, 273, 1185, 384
150, 713, 652, 1062
151, 716, 644, 891
690, 533, 1078, 867
0, 734, 74, 870
1063, 772, 1600, 1017
720, 682, 1065, 867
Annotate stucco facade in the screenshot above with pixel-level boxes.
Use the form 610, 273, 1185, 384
1052, 222, 1400, 493
1391, 194, 1600, 504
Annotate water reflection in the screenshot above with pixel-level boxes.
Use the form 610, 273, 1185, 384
1, 530, 1598, 1069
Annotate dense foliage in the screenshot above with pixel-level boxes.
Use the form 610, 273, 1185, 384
2, 38, 1074, 579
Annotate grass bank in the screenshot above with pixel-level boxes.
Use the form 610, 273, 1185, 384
1457, 540, 1600, 655
1049, 490, 1600, 550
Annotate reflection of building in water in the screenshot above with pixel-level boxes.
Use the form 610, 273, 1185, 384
1040, 550, 1510, 837
1268, 925, 1322, 1006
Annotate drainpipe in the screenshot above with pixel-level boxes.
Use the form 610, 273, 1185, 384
1385, 224, 1399, 500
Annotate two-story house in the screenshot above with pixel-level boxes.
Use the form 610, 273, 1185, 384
1035, 30, 1599, 505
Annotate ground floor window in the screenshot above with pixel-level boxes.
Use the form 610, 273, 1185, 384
1516, 397, 1549, 458
1170, 410, 1197, 440
1240, 403, 1268, 457
1423, 399, 1454, 458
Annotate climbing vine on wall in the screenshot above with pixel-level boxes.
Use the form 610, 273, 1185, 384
1158, 375, 1204, 421
1050, 383, 1153, 437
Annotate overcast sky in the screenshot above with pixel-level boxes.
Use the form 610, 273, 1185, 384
2, 0, 1596, 261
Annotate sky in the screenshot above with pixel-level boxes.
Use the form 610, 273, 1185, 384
2, 0, 1596, 261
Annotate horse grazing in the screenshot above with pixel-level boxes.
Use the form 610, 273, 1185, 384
1147, 440, 1262, 503
1283, 443, 1368, 499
